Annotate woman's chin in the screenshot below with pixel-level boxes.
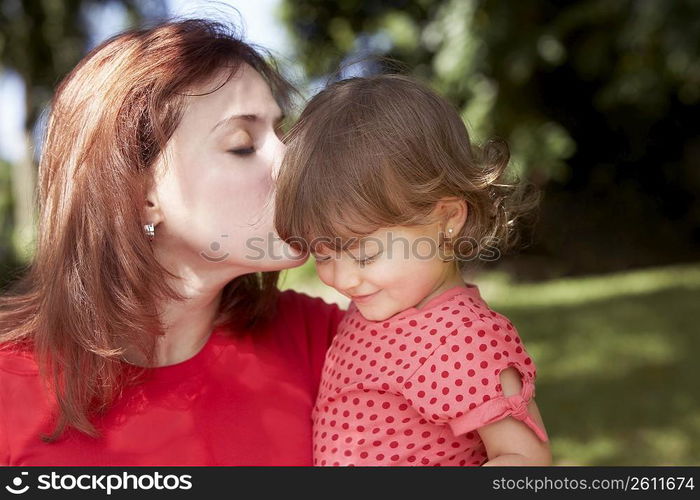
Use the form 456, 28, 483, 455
195, 239, 308, 273
254, 241, 309, 272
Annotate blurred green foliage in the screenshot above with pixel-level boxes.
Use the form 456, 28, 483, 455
488, 263, 700, 465
281, 0, 700, 182
0, 0, 167, 127
0, 158, 20, 289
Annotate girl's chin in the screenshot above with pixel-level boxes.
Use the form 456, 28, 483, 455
355, 305, 398, 323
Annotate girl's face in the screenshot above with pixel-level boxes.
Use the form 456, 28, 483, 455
313, 225, 459, 321
148, 64, 304, 279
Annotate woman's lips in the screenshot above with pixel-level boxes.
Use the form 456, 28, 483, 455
351, 290, 380, 303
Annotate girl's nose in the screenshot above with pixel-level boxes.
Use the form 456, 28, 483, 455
333, 260, 361, 292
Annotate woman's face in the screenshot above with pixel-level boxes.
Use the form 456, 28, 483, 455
148, 64, 305, 278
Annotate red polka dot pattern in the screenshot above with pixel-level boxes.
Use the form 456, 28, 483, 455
312, 284, 543, 466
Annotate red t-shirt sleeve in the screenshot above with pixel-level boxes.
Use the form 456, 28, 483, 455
401, 314, 548, 442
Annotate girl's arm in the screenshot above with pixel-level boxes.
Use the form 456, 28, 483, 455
477, 367, 552, 466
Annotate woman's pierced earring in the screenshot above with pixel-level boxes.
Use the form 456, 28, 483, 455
448, 228, 454, 235
144, 223, 155, 241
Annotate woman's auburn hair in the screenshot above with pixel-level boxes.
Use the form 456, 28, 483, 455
275, 74, 539, 262
0, 19, 293, 441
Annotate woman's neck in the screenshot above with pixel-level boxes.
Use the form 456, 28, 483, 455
153, 281, 223, 366
125, 244, 240, 367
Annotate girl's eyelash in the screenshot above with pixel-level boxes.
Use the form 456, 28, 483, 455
314, 252, 381, 265
358, 253, 380, 266
229, 147, 255, 156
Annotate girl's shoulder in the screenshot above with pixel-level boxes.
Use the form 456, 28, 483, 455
425, 286, 533, 367
422, 283, 521, 339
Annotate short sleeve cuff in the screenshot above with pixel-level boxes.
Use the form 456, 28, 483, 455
448, 381, 549, 442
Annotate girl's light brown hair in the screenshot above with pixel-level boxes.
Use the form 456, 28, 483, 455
0, 19, 293, 441
275, 74, 538, 262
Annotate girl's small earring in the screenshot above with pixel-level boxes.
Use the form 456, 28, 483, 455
440, 228, 454, 251
144, 223, 155, 241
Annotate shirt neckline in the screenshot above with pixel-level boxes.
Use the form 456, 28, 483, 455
129, 324, 227, 382
356, 283, 481, 325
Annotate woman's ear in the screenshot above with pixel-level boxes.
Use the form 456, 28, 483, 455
144, 186, 164, 229
143, 155, 166, 228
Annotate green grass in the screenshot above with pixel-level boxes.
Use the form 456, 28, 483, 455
280, 262, 700, 465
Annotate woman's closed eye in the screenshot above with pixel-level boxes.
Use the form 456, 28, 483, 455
228, 146, 255, 156
227, 129, 256, 156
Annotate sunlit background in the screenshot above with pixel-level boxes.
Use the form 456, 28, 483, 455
1, 0, 698, 466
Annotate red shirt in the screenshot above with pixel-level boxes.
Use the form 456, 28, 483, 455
0, 290, 344, 465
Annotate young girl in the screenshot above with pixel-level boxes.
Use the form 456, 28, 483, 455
275, 74, 550, 466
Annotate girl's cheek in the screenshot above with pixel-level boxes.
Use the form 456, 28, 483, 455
316, 263, 335, 289
372, 259, 406, 284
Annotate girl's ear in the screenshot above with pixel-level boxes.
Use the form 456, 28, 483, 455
435, 197, 468, 236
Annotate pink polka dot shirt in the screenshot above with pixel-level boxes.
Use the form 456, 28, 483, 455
312, 284, 549, 466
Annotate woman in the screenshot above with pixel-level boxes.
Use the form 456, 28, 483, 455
0, 19, 343, 465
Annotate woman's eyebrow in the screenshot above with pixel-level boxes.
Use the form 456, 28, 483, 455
210, 112, 285, 134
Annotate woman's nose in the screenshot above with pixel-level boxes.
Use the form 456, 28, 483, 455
269, 135, 286, 182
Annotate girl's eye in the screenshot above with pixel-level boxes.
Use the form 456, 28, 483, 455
229, 146, 255, 156
314, 256, 332, 264
358, 254, 380, 267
